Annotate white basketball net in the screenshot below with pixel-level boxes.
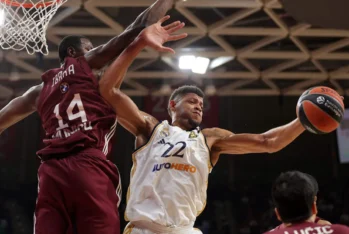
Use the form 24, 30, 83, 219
0, 0, 67, 55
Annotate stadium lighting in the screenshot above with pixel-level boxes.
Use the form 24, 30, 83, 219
192, 57, 210, 74
178, 55, 210, 74
179, 55, 196, 70
0, 9, 5, 27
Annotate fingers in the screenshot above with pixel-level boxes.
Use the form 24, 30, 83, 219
158, 15, 171, 24
163, 21, 181, 30
167, 22, 185, 34
167, 33, 188, 42
159, 46, 175, 54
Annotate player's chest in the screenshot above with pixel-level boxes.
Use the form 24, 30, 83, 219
151, 128, 204, 161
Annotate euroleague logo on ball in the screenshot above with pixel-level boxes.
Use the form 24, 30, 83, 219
316, 96, 325, 104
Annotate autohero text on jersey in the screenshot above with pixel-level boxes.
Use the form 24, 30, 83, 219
152, 162, 197, 173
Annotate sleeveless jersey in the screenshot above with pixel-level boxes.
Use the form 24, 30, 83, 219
125, 120, 212, 227
36, 56, 117, 160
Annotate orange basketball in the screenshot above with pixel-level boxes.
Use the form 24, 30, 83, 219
296, 86, 345, 134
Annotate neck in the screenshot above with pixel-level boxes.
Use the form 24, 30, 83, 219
172, 119, 194, 131
283, 216, 316, 227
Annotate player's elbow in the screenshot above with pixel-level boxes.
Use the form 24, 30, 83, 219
99, 84, 116, 103
260, 135, 280, 153
107, 88, 125, 104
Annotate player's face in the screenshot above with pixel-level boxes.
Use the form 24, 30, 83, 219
69, 38, 94, 59
80, 38, 94, 54
175, 93, 203, 127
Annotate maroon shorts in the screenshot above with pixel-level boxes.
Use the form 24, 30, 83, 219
34, 149, 121, 234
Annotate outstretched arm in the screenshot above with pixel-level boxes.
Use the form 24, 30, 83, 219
85, 0, 177, 69
205, 119, 305, 165
0, 84, 42, 135
99, 16, 186, 90
99, 17, 186, 136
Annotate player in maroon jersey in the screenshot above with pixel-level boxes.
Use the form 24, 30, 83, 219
0, 1, 186, 234
264, 171, 349, 234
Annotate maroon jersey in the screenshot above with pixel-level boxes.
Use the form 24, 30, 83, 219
36, 56, 117, 160
273, 217, 323, 230
265, 222, 349, 234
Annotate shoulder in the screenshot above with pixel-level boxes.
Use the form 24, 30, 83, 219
202, 127, 234, 139
140, 111, 160, 126
331, 224, 349, 232
25, 83, 43, 98
138, 111, 160, 138
316, 219, 331, 225
21, 83, 43, 110
202, 128, 235, 159
135, 113, 161, 148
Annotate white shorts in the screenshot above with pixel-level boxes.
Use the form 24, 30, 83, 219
123, 221, 202, 234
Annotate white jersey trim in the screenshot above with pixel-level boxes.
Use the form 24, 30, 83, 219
103, 118, 117, 155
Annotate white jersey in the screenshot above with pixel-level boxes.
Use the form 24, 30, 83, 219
125, 120, 212, 228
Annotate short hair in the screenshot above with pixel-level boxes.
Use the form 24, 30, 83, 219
168, 85, 205, 114
272, 171, 318, 223
169, 85, 204, 103
58, 35, 88, 63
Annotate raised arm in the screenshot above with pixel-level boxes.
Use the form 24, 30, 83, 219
84, 0, 177, 69
99, 16, 186, 89
205, 119, 305, 165
103, 89, 159, 138
99, 17, 186, 136
0, 83, 42, 135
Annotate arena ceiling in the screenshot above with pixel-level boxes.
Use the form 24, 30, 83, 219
1, 0, 349, 100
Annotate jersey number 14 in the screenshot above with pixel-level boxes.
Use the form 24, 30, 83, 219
54, 93, 88, 131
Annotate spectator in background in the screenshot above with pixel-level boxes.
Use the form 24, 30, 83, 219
264, 171, 349, 234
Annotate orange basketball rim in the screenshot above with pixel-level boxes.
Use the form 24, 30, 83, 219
0, 0, 62, 8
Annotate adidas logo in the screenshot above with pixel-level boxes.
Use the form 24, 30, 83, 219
157, 139, 166, 145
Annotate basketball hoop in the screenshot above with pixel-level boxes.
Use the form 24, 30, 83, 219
0, 0, 67, 55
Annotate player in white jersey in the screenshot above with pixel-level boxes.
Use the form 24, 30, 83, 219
98, 18, 307, 234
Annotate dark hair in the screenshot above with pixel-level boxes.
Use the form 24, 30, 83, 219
169, 85, 204, 103
168, 85, 205, 115
58, 35, 88, 63
272, 171, 319, 223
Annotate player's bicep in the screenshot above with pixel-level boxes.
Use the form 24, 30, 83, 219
0, 84, 42, 134
116, 117, 142, 137
213, 131, 270, 155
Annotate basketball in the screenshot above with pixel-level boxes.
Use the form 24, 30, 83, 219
296, 86, 345, 134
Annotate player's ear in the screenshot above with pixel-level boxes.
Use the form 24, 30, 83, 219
275, 208, 282, 222
169, 100, 176, 112
67, 46, 76, 58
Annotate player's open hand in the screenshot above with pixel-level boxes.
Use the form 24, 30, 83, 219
138, 15, 188, 54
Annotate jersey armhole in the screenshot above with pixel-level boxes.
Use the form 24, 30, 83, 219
201, 132, 214, 170
133, 122, 162, 154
